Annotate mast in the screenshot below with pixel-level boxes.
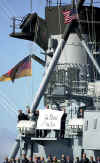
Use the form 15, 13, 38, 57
30, 0, 32, 13
90, 0, 93, 6
31, 0, 85, 112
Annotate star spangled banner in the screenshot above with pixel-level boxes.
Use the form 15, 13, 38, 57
0, 55, 32, 82
62, 8, 78, 24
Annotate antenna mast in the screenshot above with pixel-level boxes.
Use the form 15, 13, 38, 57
90, 0, 93, 6
30, 0, 32, 13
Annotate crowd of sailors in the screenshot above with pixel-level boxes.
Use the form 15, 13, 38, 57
3, 106, 85, 163
3, 153, 100, 163
17, 105, 84, 122
17, 105, 68, 138
17, 105, 84, 138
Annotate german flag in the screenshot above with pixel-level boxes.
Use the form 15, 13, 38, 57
0, 55, 32, 82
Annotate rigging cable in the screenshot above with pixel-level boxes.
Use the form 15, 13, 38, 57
85, 7, 92, 44
91, 0, 96, 81
57, 0, 63, 65
0, 1, 14, 18
0, 90, 18, 115
0, 0, 17, 31
75, 0, 82, 35
0, 101, 17, 119
26, 0, 34, 105
92, 1, 98, 81
0, 98, 17, 118
2, 0, 17, 17
0, 95, 17, 116
0, 0, 17, 25
0, 5, 11, 19
30, 0, 34, 104
58, 1, 62, 34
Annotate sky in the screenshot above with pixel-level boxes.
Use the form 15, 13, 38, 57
0, 0, 46, 132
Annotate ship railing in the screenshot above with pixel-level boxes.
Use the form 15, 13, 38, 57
71, 81, 88, 95
93, 96, 100, 104
46, 0, 70, 7
10, 15, 29, 33
46, 0, 100, 7
65, 125, 83, 136
20, 124, 83, 139
31, 125, 83, 139
45, 80, 88, 97
44, 63, 89, 97
20, 127, 83, 139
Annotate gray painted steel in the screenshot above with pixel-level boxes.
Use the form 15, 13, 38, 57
8, 140, 20, 159
81, 40, 100, 75
76, 29, 100, 75
83, 110, 100, 150
60, 33, 87, 64
31, 39, 65, 112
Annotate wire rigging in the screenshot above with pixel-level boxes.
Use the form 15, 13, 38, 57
75, 0, 82, 34
0, 90, 18, 115
25, 0, 34, 104
1, 0, 17, 17
85, 7, 91, 44
0, 5, 11, 19
58, 4, 62, 34
0, 0, 17, 24
0, 99, 17, 118
91, 1, 96, 81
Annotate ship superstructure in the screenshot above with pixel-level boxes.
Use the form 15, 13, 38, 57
7, 0, 100, 161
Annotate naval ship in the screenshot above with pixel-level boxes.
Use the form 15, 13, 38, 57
6, 0, 100, 161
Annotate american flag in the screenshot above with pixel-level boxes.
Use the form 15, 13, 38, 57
62, 8, 78, 24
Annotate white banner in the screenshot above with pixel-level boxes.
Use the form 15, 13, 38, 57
37, 109, 64, 130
